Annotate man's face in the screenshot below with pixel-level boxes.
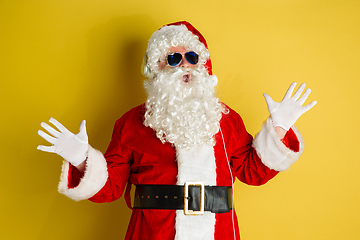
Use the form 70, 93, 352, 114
158, 46, 198, 84
144, 46, 223, 148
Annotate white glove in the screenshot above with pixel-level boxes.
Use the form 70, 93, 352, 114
37, 118, 89, 166
263, 82, 317, 131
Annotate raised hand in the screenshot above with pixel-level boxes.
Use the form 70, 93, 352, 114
263, 82, 317, 131
37, 118, 89, 166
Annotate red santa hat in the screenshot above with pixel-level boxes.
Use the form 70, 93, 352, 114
144, 21, 213, 77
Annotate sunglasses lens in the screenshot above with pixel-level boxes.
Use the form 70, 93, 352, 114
185, 51, 198, 65
167, 53, 183, 66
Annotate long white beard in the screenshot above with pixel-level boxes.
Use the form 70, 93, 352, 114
144, 67, 226, 149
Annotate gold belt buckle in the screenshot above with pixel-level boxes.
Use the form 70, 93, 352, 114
184, 181, 204, 216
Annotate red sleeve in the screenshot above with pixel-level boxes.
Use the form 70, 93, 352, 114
231, 131, 279, 186
281, 128, 300, 153
67, 165, 84, 189
64, 112, 133, 203
220, 107, 300, 186
88, 117, 132, 203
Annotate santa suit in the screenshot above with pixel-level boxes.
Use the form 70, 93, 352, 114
58, 103, 303, 240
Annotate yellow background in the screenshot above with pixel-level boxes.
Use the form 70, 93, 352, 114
1, 0, 359, 239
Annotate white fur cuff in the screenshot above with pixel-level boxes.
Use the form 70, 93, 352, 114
252, 117, 304, 171
58, 145, 108, 201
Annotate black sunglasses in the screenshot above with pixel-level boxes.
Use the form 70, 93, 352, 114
167, 51, 199, 67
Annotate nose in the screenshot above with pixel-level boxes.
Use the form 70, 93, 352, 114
179, 56, 191, 68
179, 56, 196, 68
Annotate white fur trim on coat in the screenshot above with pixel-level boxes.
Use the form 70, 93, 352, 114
175, 144, 216, 240
58, 145, 108, 201
253, 117, 304, 171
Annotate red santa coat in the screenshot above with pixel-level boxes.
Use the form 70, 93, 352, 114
59, 104, 303, 240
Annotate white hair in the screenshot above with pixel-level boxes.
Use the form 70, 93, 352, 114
144, 67, 228, 149
146, 25, 210, 75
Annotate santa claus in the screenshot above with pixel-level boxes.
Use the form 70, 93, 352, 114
37, 21, 316, 240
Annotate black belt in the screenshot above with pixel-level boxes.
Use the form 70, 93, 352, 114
133, 183, 233, 214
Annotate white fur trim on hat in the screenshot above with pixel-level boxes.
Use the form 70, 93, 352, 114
252, 117, 304, 171
58, 145, 108, 201
146, 25, 209, 75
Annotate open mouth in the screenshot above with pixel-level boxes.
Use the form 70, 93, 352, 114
182, 72, 191, 84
